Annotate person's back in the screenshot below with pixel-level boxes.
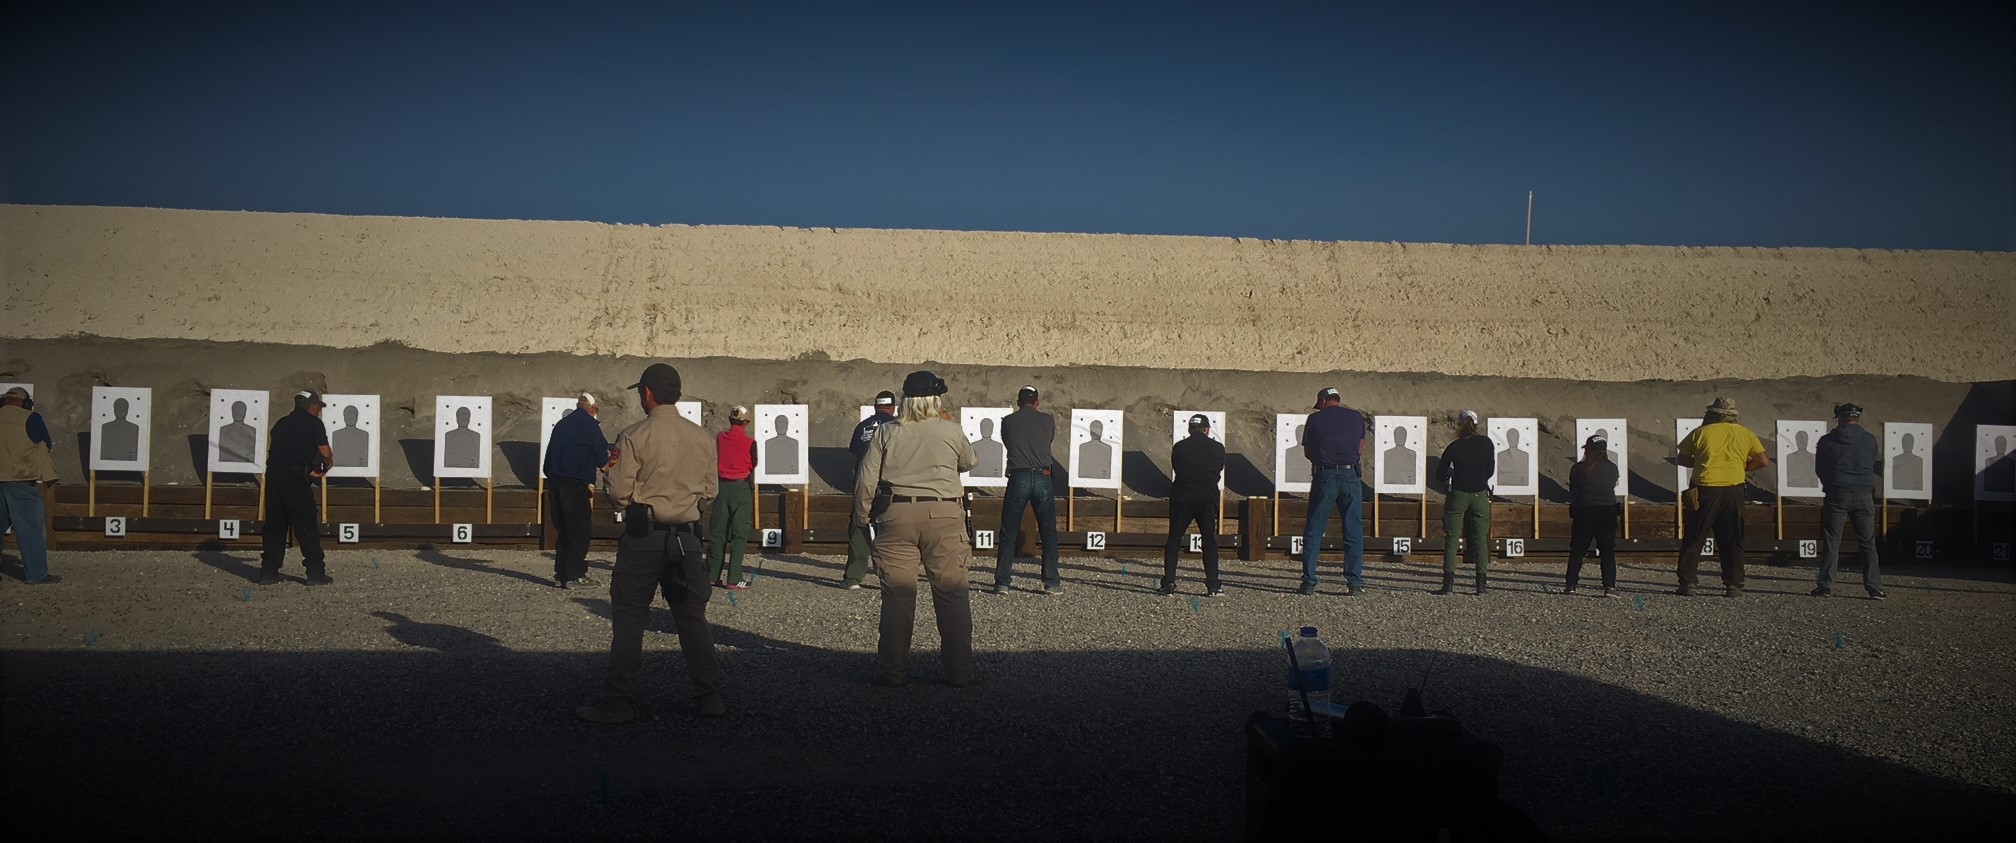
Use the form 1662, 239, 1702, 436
869, 418, 973, 498
1570, 459, 1620, 506
1680, 419, 1762, 486
1303, 405, 1364, 467
544, 409, 608, 484
1814, 423, 1877, 491
611, 407, 716, 525
1000, 405, 1054, 473
1171, 434, 1225, 500
716, 424, 755, 480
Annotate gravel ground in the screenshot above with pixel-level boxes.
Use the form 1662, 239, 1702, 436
4, 548, 2014, 841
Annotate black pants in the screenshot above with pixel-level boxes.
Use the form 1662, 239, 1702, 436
549, 477, 593, 581
261, 470, 324, 575
1162, 497, 1222, 591
1566, 504, 1618, 590
1677, 484, 1746, 588
602, 526, 721, 705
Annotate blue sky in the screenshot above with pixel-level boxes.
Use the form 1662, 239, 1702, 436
5, 1, 2011, 250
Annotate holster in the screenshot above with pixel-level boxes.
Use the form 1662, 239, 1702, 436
868, 482, 893, 523
1683, 486, 1701, 512
624, 503, 652, 537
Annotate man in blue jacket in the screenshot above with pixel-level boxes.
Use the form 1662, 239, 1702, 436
841, 390, 900, 589
545, 392, 611, 589
1813, 402, 1883, 599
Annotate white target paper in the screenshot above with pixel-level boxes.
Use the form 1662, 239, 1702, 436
1884, 422, 1933, 501
1486, 417, 1538, 497
1172, 410, 1226, 491
754, 404, 809, 485
1977, 424, 2016, 503
1274, 414, 1312, 494
1070, 409, 1123, 490
675, 401, 702, 426
1374, 416, 1428, 494
1675, 418, 1703, 491
538, 397, 580, 480
1774, 420, 1828, 498
433, 396, 492, 479
1575, 419, 1629, 499
206, 389, 270, 473
323, 394, 379, 478
960, 407, 1015, 488
89, 386, 152, 472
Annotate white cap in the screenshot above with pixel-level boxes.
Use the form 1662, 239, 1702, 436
578, 392, 598, 407
1458, 409, 1479, 424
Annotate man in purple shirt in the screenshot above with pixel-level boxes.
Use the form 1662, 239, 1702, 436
1299, 387, 1367, 595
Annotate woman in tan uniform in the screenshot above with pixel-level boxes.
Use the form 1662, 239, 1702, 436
853, 370, 979, 688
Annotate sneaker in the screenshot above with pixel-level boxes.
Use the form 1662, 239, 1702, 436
985, 583, 1008, 595
1562, 587, 1579, 596
1296, 582, 1318, 596
843, 582, 863, 591
1042, 584, 1065, 596
306, 574, 334, 587
1206, 588, 1227, 598
711, 580, 728, 589
26, 574, 63, 585
254, 571, 281, 586
1600, 588, 1618, 598
1344, 586, 1361, 597
1673, 587, 1694, 597
575, 704, 636, 725
1809, 587, 1832, 598
1724, 585, 1743, 598
1154, 585, 1177, 597
725, 582, 750, 591
1867, 590, 1887, 600
574, 573, 600, 588
695, 693, 727, 718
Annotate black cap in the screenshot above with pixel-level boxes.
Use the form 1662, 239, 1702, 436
1584, 434, 1607, 449
294, 390, 325, 409
1188, 413, 1211, 429
902, 370, 947, 398
873, 390, 897, 406
628, 363, 682, 401
1017, 385, 1040, 404
1834, 402, 1863, 419
1314, 387, 1341, 409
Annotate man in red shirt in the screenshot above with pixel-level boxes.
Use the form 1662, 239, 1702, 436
708, 405, 757, 589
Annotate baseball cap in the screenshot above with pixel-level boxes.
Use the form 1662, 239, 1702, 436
1188, 413, 1211, 428
873, 390, 897, 406
628, 363, 682, 400
729, 405, 750, 422
1458, 409, 1480, 424
1833, 402, 1863, 418
902, 370, 947, 398
1314, 387, 1341, 408
578, 392, 598, 407
1584, 434, 1607, 449
294, 390, 325, 408
1018, 385, 1040, 403
2, 386, 27, 402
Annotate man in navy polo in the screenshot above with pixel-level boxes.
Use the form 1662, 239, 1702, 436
1299, 387, 1367, 596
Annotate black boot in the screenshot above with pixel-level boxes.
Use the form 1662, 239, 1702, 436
1433, 571, 1455, 595
1474, 572, 1488, 595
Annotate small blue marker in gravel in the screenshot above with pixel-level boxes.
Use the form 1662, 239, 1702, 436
83, 629, 100, 647
1633, 595, 1646, 611
1833, 631, 1844, 651
1189, 596, 1200, 613
242, 587, 252, 603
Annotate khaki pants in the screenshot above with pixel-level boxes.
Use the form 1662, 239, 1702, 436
873, 500, 976, 685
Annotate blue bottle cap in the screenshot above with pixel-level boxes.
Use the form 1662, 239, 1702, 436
1300, 626, 1319, 637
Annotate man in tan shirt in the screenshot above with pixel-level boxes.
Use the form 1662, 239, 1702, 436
578, 363, 725, 722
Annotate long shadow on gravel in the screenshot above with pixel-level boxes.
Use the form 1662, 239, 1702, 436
414, 546, 553, 588
2, 642, 2009, 843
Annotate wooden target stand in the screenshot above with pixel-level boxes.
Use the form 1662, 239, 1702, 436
202, 467, 263, 521
87, 469, 150, 517
433, 476, 494, 524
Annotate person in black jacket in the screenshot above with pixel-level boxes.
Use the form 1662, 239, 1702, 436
1565, 435, 1621, 596
1812, 403, 1884, 599
544, 392, 611, 588
1160, 414, 1226, 597
1435, 410, 1495, 595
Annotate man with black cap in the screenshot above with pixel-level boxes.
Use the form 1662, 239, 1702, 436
854, 370, 978, 688
1161, 413, 1226, 597
579, 363, 725, 722
259, 390, 334, 586
1813, 402, 1884, 599
1299, 387, 1368, 596
842, 390, 899, 589
1675, 397, 1769, 597
992, 385, 1061, 595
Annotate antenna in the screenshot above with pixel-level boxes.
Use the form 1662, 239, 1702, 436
1525, 190, 1534, 246
1402, 650, 1444, 717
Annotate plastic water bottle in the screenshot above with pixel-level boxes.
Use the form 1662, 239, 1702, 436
1286, 626, 1331, 737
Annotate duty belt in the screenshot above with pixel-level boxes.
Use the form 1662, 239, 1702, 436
890, 495, 960, 503
648, 521, 703, 534
1317, 463, 1359, 470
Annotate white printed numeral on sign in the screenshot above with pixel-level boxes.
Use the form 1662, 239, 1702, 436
974, 530, 996, 550
452, 523, 473, 543
1188, 534, 1204, 553
339, 523, 361, 544
1701, 538, 1716, 556
1391, 537, 1411, 556
1915, 540, 1934, 560
1289, 536, 1305, 556
104, 517, 126, 538
1994, 543, 2011, 562
1798, 539, 1818, 559
218, 519, 240, 541
1504, 538, 1525, 558
1085, 532, 1107, 551
761, 529, 784, 548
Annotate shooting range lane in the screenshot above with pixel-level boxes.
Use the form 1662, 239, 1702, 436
2, 548, 2012, 841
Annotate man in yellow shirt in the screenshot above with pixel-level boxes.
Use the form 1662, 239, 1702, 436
1675, 397, 1770, 597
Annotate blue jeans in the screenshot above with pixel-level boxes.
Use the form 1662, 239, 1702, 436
1, 481, 50, 583
1301, 466, 1364, 588
994, 470, 1060, 587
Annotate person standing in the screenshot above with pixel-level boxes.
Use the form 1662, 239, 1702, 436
1435, 410, 1495, 595
708, 405, 757, 590
1812, 402, 1884, 599
579, 363, 724, 722
992, 385, 1062, 595
544, 392, 610, 589
842, 390, 900, 589
0, 387, 59, 585
1160, 414, 1226, 597
1675, 397, 1769, 597
259, 390, 334, 586
1565, 434, 1621, 597
853, 370, 978, 688
1299, 387, 1368, 596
